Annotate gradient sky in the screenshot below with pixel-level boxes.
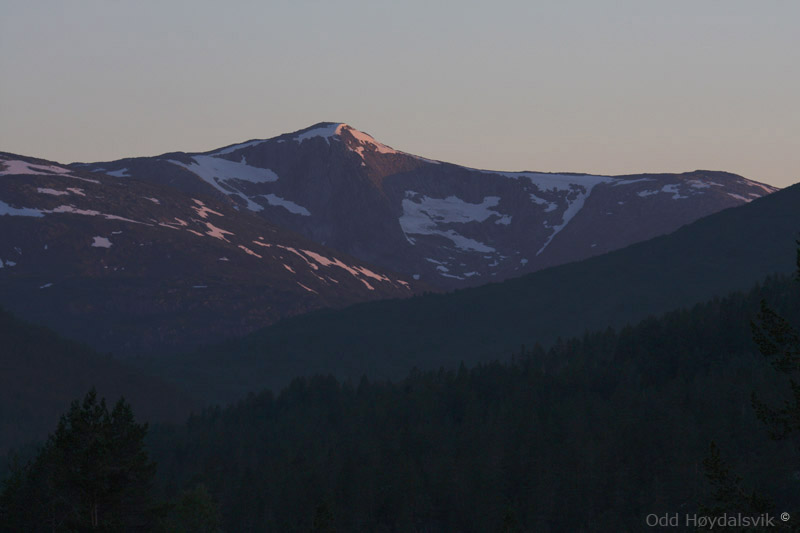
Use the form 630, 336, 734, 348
1, 1, 797, 187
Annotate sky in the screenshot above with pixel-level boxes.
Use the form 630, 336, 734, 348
1, 1, 798, 187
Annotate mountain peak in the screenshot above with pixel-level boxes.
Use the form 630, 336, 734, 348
290, 122, 399, 156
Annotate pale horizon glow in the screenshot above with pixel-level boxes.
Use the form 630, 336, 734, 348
1, 1, 797, 187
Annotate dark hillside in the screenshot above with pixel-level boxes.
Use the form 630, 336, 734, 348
0, 307, 196, 453
150, 183, 800, 402
145, 270, 800, 531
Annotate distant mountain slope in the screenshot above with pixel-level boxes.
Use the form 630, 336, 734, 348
76, 122, 778, 289
0, 306, 196, 454
149, 182, 800, 402
0, 153, 422, 355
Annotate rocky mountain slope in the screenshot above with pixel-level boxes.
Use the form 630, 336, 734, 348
0, 153, 421, 355
76, 122, 778, 288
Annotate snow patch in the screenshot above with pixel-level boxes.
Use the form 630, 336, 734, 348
210, 139, 265, 156
727, 193, 751, 202
354, 265, 391, 283
610, 177, 654, 186
399, 193, 508, 252
191, 199, 224, 219
0, 200, 44, 217
0, 159, 74, 176
91, 236, 112, 248
170, 158, 278, 212
637, 184, 689, 200
747, 181, 778, 194
171, 155, 279, 184
71, 176, 102, 184
297, 282, 318, 294
294, 123, 343, 144
493, 171, 612, 192
39, 283, 53, 289
205, 222, 233, 241
301, 249, 391, 284
262, 194, 311, 216
344, 126, 398, 158
50, 205, 145, 224
529, 195, 558, 212
238, 245, 262, 258
662, 184, 688, 200
106, 168, 130, 177
535, 180, 608, 256
37, 188, 69, 196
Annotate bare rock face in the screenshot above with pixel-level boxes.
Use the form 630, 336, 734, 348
77, 122, 777, 289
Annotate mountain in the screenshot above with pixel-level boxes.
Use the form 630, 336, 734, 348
75, 122, 778, 289
148, 182, 800, 402
0, 153, 421, 355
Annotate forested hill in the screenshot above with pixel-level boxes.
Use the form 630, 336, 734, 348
148, 182, 800, 402
145, 269, 800, 532
0, 307, 196, 453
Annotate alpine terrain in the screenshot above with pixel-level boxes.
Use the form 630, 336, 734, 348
76, 122, 778, 288
0, 153, 420, 355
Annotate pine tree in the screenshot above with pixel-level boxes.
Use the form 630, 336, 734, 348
700, 441, 773, 520
0, 389, 158, 532
750, 300, 800, 440
159, 484, 222, 533
701, 242, 800, 531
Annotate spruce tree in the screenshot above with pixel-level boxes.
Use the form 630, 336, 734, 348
0, 389, 158, 532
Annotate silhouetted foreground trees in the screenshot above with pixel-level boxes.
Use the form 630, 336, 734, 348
0, 391, 220, 532
700, 245, 800, 531
1, 390, 157, 531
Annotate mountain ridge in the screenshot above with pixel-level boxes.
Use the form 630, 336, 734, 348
71, 122, 778, 289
